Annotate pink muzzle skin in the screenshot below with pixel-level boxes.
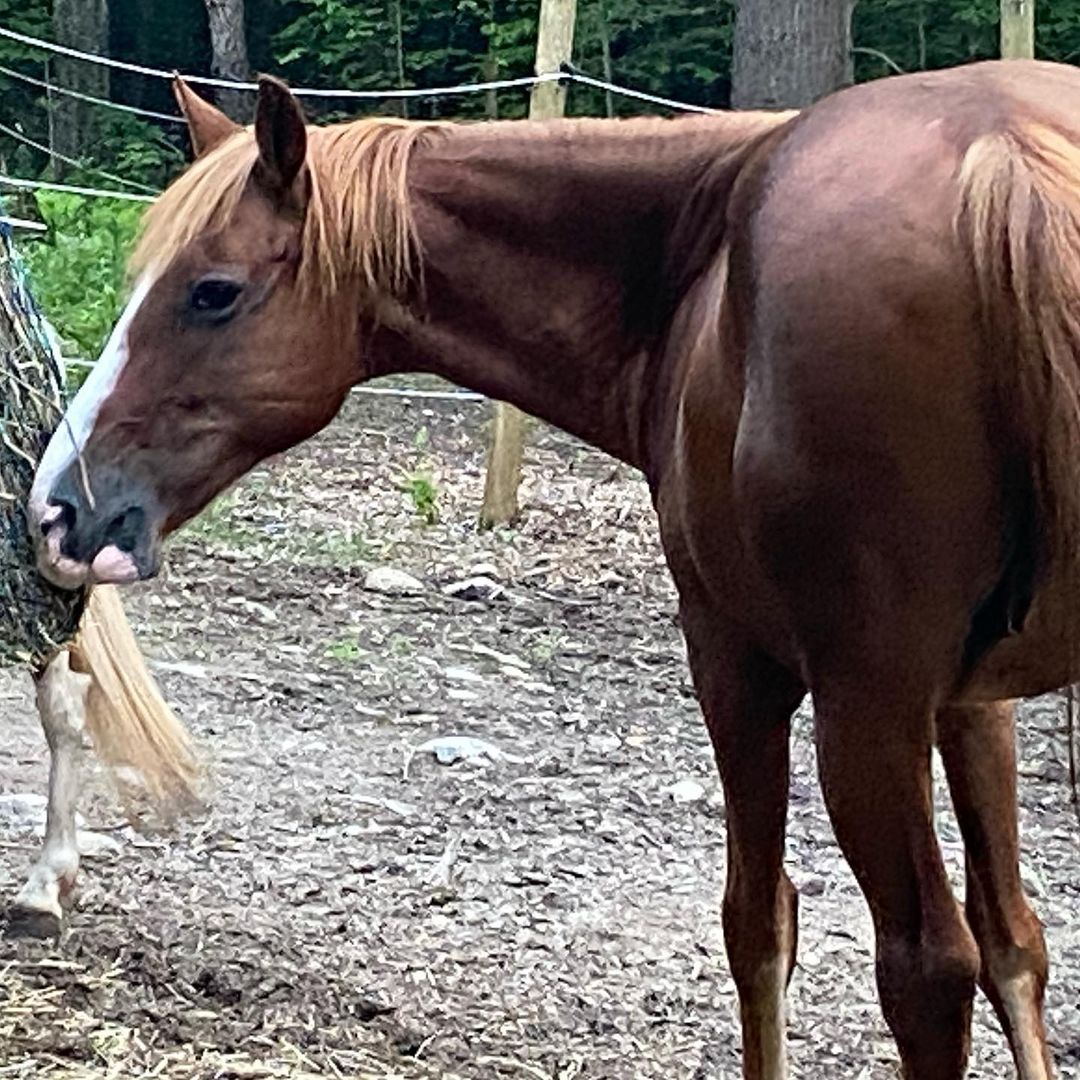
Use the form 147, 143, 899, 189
89, 544, 141, 584
38, 514, 141, 589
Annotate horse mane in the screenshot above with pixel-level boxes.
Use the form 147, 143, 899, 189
130, 117, 443, 297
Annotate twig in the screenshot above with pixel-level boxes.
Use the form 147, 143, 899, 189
851, 46, 906, 76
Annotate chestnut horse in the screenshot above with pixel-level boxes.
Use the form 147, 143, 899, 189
25, 61, 1080, 1078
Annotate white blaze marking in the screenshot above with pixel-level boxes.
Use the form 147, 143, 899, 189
29, 275, 153, 524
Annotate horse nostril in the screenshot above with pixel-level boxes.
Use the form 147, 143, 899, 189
41, 500, 76, 537
103, 505, 145, 552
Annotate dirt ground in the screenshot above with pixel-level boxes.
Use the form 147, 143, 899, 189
1, 391, 1078, 1079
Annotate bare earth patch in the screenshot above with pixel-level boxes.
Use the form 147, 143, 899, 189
1, 391, 1078, 1078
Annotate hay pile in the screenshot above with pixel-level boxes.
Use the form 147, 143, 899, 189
0, 207, 84, 665
0, 204, 198, 812
0, 956, 465, 1080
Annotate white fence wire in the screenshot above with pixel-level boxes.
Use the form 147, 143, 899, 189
0, 22, 719, 397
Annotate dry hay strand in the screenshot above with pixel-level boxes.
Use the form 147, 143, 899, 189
0, 959, 473, 1080
0, 211, 198, 815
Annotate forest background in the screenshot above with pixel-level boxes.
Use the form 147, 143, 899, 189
0, 0, 1068, 363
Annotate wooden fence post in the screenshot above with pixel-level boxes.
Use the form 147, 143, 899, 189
478, 0, 578, 529
1001, 0, 1035, 59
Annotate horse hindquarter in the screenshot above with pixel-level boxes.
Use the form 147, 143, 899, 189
704, 82, 1041, 1080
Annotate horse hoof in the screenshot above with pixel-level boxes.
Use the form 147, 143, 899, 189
4, 903, 62, 939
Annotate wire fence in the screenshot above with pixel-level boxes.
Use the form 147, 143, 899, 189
62, 356, 486, 405
0, 25, 564, 99
0, 120, 158, 193
0, 22, 719, 396
0, 62, 184, 123
0, 24, 713, 115
0, 174, 155, 203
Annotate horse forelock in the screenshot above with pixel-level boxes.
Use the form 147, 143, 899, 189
130, 117, 443, 300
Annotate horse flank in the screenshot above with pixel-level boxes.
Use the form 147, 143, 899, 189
131, 118, 443, 299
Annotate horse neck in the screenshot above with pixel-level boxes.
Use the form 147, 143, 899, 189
362, 113, 785, 471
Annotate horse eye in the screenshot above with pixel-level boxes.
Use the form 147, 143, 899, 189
189, 278, 242, 315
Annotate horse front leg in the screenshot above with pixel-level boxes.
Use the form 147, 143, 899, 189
7, 649, 92, 938
937, 701, 1054, 1080
680, 597, 806, 1080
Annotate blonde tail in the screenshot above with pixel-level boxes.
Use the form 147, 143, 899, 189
68, 585, 199, 811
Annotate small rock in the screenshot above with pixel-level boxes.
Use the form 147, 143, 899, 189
445, 687, 480, 703
442, 665, 484, 683
410, 735, 527, 769
469, 562, 500, 579
586, 734, 622, 755
77, 830, 124, 858
523, 681, 557, 695
443, 576, 505, 602
666, 779, 707, 805
364, 567, 425, 595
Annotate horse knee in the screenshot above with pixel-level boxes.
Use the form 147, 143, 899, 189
877, 920, 980, 1059
723, 869, 798, 993
968, 882, 1048, 991
986, 901, 1047, 970
880, 926, 980, 1000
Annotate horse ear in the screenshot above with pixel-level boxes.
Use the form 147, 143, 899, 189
254, 75, 307, 202
172, 76, 240, 158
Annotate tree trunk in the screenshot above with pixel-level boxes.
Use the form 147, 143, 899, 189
917, 2, 928, 70
204, 0, 251, 123
731, 0, 855, 110
52, 0, 109, 169
483, 0, 499, 122
1000, 0, 1035, 59
598, 0, 615, 118
391, 0, 408, 119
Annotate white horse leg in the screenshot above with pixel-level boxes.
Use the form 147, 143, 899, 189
7, 650, 91, 938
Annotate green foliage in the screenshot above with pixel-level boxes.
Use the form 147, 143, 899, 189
93, 114, 185, 190
20, 191, 142, 367
853, 1, 1000, 79
402, 472, 440, 525
324, 637, 366, 662
274, 0, 404, 90
184, 491, 263, 550
6, 0, 1080, 189
7, 0, 1080, 376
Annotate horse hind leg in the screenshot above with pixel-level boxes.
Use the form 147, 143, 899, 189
681, 604, 805, 1080
937, 701, 1054, 1080
814, 681, 981, 1080
7, 650, 91, 939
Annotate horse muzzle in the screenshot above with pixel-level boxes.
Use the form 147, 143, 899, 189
29, 466, 163, 590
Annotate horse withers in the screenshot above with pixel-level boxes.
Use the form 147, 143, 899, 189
28, 62, 1080, 1079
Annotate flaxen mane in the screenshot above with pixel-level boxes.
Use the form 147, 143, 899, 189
131, 117, 443, 298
